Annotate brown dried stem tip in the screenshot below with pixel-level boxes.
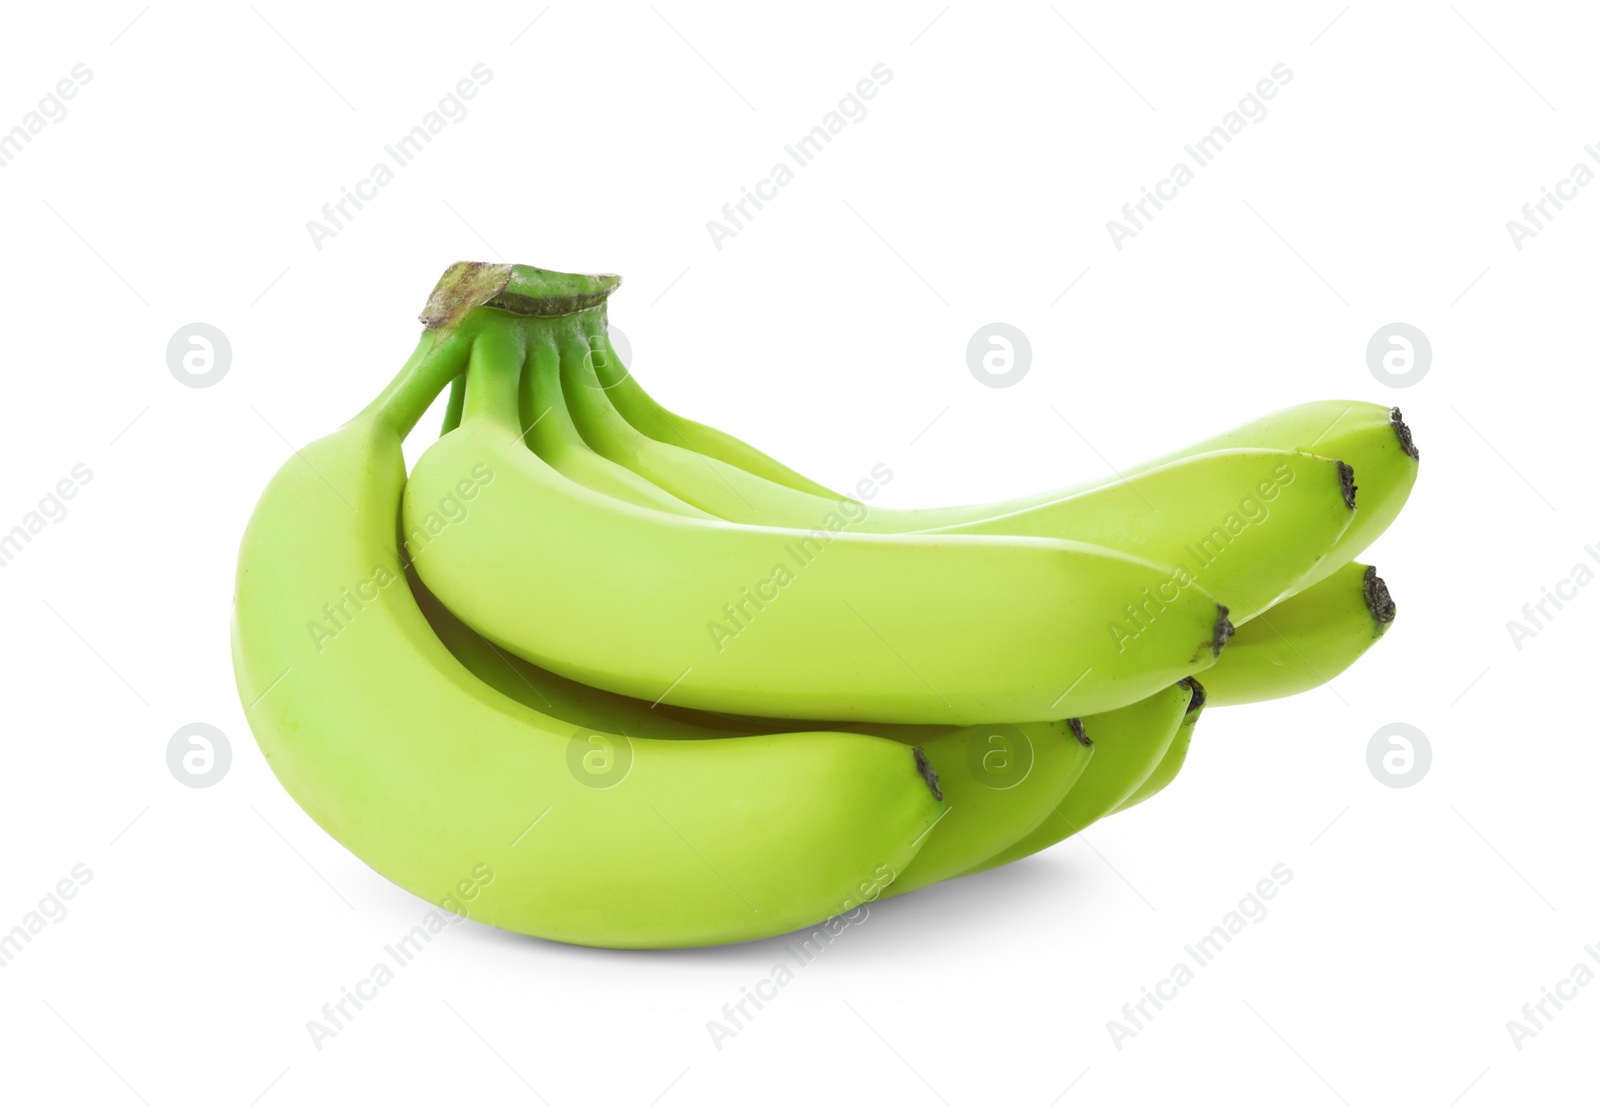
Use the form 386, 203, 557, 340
418, 262, 622, 334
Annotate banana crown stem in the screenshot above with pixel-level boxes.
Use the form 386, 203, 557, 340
370, 262, 624, 438
420, 262, 621, 330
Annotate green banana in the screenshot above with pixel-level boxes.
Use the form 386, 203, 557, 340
1113, 678, 1205, 813
231, 291, 946, 950
414, 558, 1096, 893
964, 682, 1193, 873
406, 267, 1231, 725
1201, 562, 1395, 706
583, 328, 1417, 567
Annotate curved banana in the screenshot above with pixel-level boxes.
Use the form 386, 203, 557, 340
405, 268, 1231, 725
963, 681, 1194, 873
1113, 678, 1205, 813
232, 294, 946, 950
582, 328, 1418, 568
1201, 562, 1394, 706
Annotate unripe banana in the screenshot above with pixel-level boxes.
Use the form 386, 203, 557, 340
232, 288, 946, 950
581, 329, 1418, 568
1201, 562, 1394, 706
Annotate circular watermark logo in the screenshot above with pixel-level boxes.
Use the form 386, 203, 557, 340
582, 325, 632, 386
607, 325, 632, 371
1366, 722, 1431, 788
965, 724, 1034, 789
166, 323, 232, 388
966, 323, 1032, 388
167, 723, 231, 788
1365, 323, 1431, 389
567, 724, 634, 789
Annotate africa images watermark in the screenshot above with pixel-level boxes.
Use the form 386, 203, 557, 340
307, 864, 496, 1050
1107, 64, 1293, 250
1505, 940, 1600, 1050
1504, 542, 1600, 651
706, 464, 894, 652
1505, 144, 1600, 251
0, 463, 94, 571
1109, 460, 1299, 653
306, 64, 493, 251
0, 863, 95, 970
706, 63, 894, 251
307, 462, 494, 651
1106, 863, 1294, 1049
705, 863, 897, 1050
0, 63, 93, 171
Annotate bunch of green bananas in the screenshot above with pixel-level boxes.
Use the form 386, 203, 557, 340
232, 262, 1416, 950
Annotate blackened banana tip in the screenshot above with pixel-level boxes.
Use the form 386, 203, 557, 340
1067, 717, 1092, 747
912, 746, 943, 801
1211, 606, 1234, 657
1390, 407, 1419, 461
1179, 675, 1207, 714
1337, 460, 1357, 510
1363, 565, 1396, 625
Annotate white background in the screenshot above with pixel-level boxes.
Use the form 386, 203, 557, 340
0, 2, 1594, 1108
